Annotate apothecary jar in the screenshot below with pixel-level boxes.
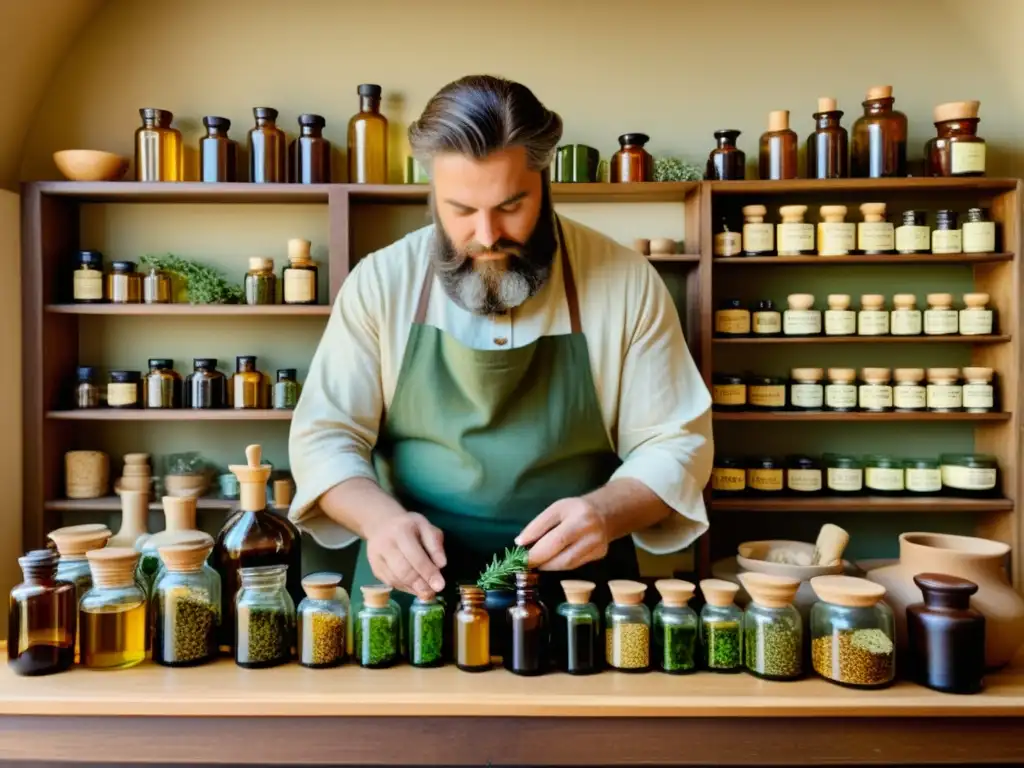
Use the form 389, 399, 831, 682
652, 579, 698, 674
152, 542, 221, 667
738, 572, 803, 681
235, 564, 295, 669
699, 579, 744, 672
605, 579, 651, 671
297, 572, 348, 668
356, 584, 401, 668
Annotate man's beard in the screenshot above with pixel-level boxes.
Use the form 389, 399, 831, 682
429, 192, 557, 316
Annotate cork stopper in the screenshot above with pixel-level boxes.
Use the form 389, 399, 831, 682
288, 238, 312, 263
861, 367, 891, 383
817, 97, 837, 113
273, 479, 293, 508
158, 541, 213, 573
892, 293, 917, 309
819, 205, 847, 222
927, 367, 961, 381
927, 293, 954, 308
866, 85, 893, 100
649, 238, 677, 256
827, 367, 856, 383
810, 575, 885, 608
48, 524, 112, 557
742, 205, 767, 221
787, 293, 815, 311
963, 292, 990, 308
608, 579, 646, 606
827, 294, 851, 310
860, 202, 887, 222
655, 579, 695, 608
779, 205, 807, 223
303, 571, 343, 601
229, 444, 272, 512
700, 578, 739, 608
894, 367, 925, 383
632, 238, 651, 256
962, 366, 993, 382
87, 547, 140, 588
860, 294, 885, 310
561, 579, 596, 605
147, 529, 213, 553
767, 110, 790, 132
162, 495, 197, 532
361, 584, 392, 608
933, 100, 980, 124
791, 367, 824, 380
738, 572, 800, 609
248, 257, 273, 271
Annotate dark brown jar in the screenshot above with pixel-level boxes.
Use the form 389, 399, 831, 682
907, 573, 985, 694
185, 358, 227, 409
248, 107, 287, 183
505, 570, 549, 676
706, 130, 745, 180
758, 110, 797, 180
200, 116, 237, 182
926, 101, 985, 177
610, 133, 653, 183
289, 113, 331, 184
143, 358, 182, 408
8, 549, 76, 676
851, 85, 908, 178
806, 97, 848, 179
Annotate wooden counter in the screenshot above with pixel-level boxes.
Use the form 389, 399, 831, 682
1, 656, 1023, 766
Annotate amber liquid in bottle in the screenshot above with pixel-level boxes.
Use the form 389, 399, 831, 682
851, 85, 908, 178
231, 356, 267, 408
200, 116, 237, 182
610, 133, 654, 182
758, 110, 798, 180
8, 551, 76, 676
455, 585, 490, 671
807, 98, 848, 179
80, 603, 147, 669
249, 107, 287, 183
290, 114, 332, 183
135, 108, 182, 182
348, 85, 387, 183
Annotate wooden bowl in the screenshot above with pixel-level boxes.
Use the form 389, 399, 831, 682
736, 539, 844, 580
53, 150, 129, 182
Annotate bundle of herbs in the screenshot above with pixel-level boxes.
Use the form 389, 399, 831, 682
139, 254, 244, 304
476, 546, 528, 591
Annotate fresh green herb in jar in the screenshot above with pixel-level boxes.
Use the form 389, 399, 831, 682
411, 603, 445, 666
360, 614, 398, 667
704, 620, 742, 669
659, 622, 696, 672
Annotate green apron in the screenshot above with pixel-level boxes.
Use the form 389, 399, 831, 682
354, 218, 639, 616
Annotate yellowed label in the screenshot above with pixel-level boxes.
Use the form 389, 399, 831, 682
906, 468, 941, 493
743, 223, 774, 254
926, 384, 963, 410
859, 384, 893, 410
791, 383, 823, 409
866, 467, 904, 492
895, 225, 930, 253
777, 222, 814, 254
941, 464, 996, 491
963, 383, 994, 410
817, 222, 855, 256
284, 269, 316, 303
893, 384, 926, 410
931, 229, 962, 255
962, 221, 996, 254
714, 231, 742, 257
712, 468, 745, 492
951, 142, 986, 175
749, 385, 786, 408
858, 222, 894, 252
712, 384, 746, 406
891, 309, 922, 336
825, 383, 857, 409
748, 468, 784, 492
74, 270, 104, 301
783, 310, 822, 335
824, 310, 856, 336
752, 311, 782, 335
827, 467, 863, 492
107, 382, 137, 407
959, 308, 993, 336
924, 309, 959, 335
787, 469, 822, 493
858, 310, 889, 336
715, 309, 751, 335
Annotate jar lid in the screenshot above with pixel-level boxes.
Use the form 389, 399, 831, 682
110, 370, 141, 382
561, 579, 596, 605
193, 358, 218, 369
791, 367, 823, 380
819, 204, 847, 220
935, 210, 958, 224
810, 575, 885, 607
148, 358, 174, 369
19, 548, 59, 571
617, 133, 650, 147
357, 84, 382, 97
712, 373, 744, 384
749, 456, 781, 469
826, 367, 856, 382
236, 355, 257, 367
749, 375, 785, 386
927, 292, 954, 306
288, 238, 313, 262
700, 578, 739, 607
302, 571, 343, 600
824, 453, 861, 468
766, 110, 789, 132
298, 113, 326, 128
826, 294, 851, 310
249, 256, 274, 271
859, 202, 887, 219
860, 294, 885, 309
963, 292, 990, 307
864, 454, 899, 467
786, 454, 819, 469
962, 366, 993, 381
787, 293, 815, 310
927, 367, 960, 380
158, 540, 214, 572
277, 369, 298, 381
912, 572, 979, 598
146, 528, 213, 552
754, 299, 776, 311
111, 260, 136, 272
737, 572, 799, 608
608, 579, 646, 605
718, 298, 744, 310
87, 546, 140, 587
253, 106, 279, 121
966, 207, 989, 221
901, 210, 927, 224
933, 100, 980, 123
742, 205, 767, 218
78, 249, 103, 264
203, 115, 231, 130
715, 456, 744, 468
48, 524, 112, 556
77, 365, 96, 381
713, 129, 741, 140
892, 293, 917, 308
816, 97, 838, 113
939, 453, 997, 467
778, 204, 807, 220
893, 367, 925, 382
865, 85, 893, 100
655, 578, 695, 607
860, 367, 891, 382
140, 108, 173, 123
904, 458, 939, 469
361, 583, 393, 607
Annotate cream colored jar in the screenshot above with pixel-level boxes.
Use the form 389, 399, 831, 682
926, 367, 963, 412
959, 292, 993, 336
924, 293, 959, 335
858, 202, 894, 254
824, 294, 856, 336
890, 293, 922, 336
961, 366, 994, 413
857, 294, 889, 336
859, 368, 893, 412
817, 205, 855, 256
777, 205, 815, 256
783, 293, 821, 336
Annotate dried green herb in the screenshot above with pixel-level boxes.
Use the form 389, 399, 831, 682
659, 623, 696, 672
745, 619, 802, 679
305, 611, 345, 667
411, 604, 444, 666
154, 590, 217, 666
703, 619, 742, 670
139, 254, 244, 305
359, 614, 397, 667
237, 606, 290, 666
476, 546, 528, 591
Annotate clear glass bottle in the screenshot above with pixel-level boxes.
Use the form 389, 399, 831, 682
751, 299, 782, 337
741, 205, 774, 256
713, 216, 742, 258
864, 455, 905, 495
107, 370, 142, 408
890, 294, 922, 336
699, 579, 743, 672
143, 267, 171, 304
348, 84, 388, 184
817, 205, 854, 256
783, 293, 821, 336
789, 367, 824, 411
851, 85, 907, 178
282, 238, 318, 305
80, 547, 147, 670
356, 584, 400, 668
924, 293, 959, 335
8, 549, 76, 676
810, 575, 895, 688
927, 101, 985, 177
825, 454, 863, 495
135, 108, 182, 182
409, 595, 445, 668
297, 572, 348, 669
199, 116, 237, 182
896, 210, 930, 254
143, 358, 182, 408
235, 564, 295, 668
185, 358, 227, 409
904, 458, 942, 496
48, 524, 111, 607
75, 366, 100, 408
926, 367, 963, 413
776, 205, 814, 255
857, 203, 894, 254
152, 541, 221, 667
806, 97, 848, 179
506, 570, 549, 675
290, 114, 331, 184
893, 368, 926, 412
244, 257, 277, 305
652, 579, 698, 674
705, 129, 745, 180
107, 261, 142, 304
824, 368, 857, 412
739, 572, 803, 681
605, 580, 650, 672
962, 367, 994, 413
273, 369, 300, 410
859, 368, 893, 412
454, 584, 490, 672
931, 211, 962, 255
824, 294, 856, 336
73, 250, 105, 303
758, 110, 798, 180
959, 293, 994, 336
249, 107, 287, 183
786, 455, 822, 494
962, 208, 996, 253
554, 579, 600, 675
857, 294, 889, 336
231, 355, 268, 409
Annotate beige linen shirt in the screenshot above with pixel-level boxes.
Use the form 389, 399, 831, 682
288, 216, 713, 554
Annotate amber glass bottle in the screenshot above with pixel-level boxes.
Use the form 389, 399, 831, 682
199, 116, 237, 182
135, 108, 182, 182
231, 356, 268, 409
143, 358, 182, 408
505, 570, 549, 676
290, 114, 332, 183
807, 97, 848, 179
927, 101, 985, 177
758, 111, 797, 180
249, 107, 287, 183
348, 84, 388, 184
706, 130, 745, 180
455, 584, 490, 671
611, 133, 654, 182
8, 549, 76, 676
851, 86, 908, 178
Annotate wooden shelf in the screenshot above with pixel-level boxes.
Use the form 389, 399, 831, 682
46, 409, 293, 421
708, 178, 1020, 195
349, 181, 699, 204
714, 253, 1014, 266
44, 496, 284, 513
711, 496, 1014, 513
714, 334, 1011, 345
714, 411, 1011, 422
46, 304, 331, 316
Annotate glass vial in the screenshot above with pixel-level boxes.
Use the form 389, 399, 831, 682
410, 596, 445, 668
960, 293, 994, 336
455, 584, 490, 672
290, 114, 331, 184
249, 107, 287, 183
236, 564, 296, 669
143, 358, 182, 408
962, 367, 994, 413
610, 133, 653, 183
231, 355, 268, 409
297, 572, 348, 669
652, 579, 698, 675
8, 549, 76, 676
893, 368, 926, 412
185, 358, 227, 409
73, 250, 104, 303
825, 368, 857, 412
751, 299, 782, 337
807, 97, 848, 179
777, 205, 814, 255
80, 547, 147, 670
273, 369, 300, 410
555, 580, 600, 675
924, 293, 959, 335
348, 84, 388, 184
851, 85, 908, 178
505, 570, 549, 676
758, 110, 798, 180
896, 211, 930, 254
245, 257, 277, 305
790, 367, 824, 411
282, 238, 318, 304
143, 267, 171, 304
824, 294, 856, 336
891, 294, 922, 336
926, 368, 963, 413
858, 203, 895, 254
932, 211, 962, 254
135, 108, 182, 182
76, 366, 100, 408
783, 293, 821, 336
859, 368, 893, 412
107, 261, 142, 304
817, 205, 854, 256
706, 129, 745, 180
858, 294, 889, 336
200, 116, 237, 182
605, 580, 650, 672
713, 216, 742, 258
742, 205, 774, 256
107, 370, 141, 408
927, 101, 985, 177
962, 208, 996, 254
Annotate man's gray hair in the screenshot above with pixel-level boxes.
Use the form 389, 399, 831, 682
409, 75, 563, 173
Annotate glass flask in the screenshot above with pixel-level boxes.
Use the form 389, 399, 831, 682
185, 358, 227, 409
230, 355, 268, 409
356, 585, 400, 668
143, 267, 171, 304
282, 238, 318, 305
244, 257, 277, 305
249, 107, 287, 183
610, 133, 653, 183
810, 575, 895, 688
699, 579, 743, 672
652, 579, 698, 674
605, 579, 650, 672
758, 110, 798, 180
505, 570, 549, 676
554, 579, 600, 675
348, 84, 388, 184
139, 524, 212, 599
143, 358, 182, 408
80, 547, 147, 670
298, 572, 349, 668
235, 564, 295, 668
152, 541, 220, 667
927, 101, 985, 177
8, 549, 76, 676
199, 116, 237, 182
290, 113, 331, 183
410, 595, 446, 668
851, 85, 907, 178
806, 97, 848, 179
135, 108, 182, 182
739, 572, 803, 681
705, 129, 745, 180
455, 584, 490, 671
48, 524, 111, 604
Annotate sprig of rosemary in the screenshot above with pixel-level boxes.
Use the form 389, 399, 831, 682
139, 253, 245, 305
476, 546, 528, 591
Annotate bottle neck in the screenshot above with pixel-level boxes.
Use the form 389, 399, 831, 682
516, 586, 538, 605
206, 127, 227, 138
21, 565, 57, 583
936, 118, 979, 138
241, 571, 286, 592
300, 126, 323, 137
923, 590, 970, 611
256, 118, 276, 128
814, 111, 842, 129
865, 98, 894, 116
715, 135, 736, 149
360, 96, 381, 114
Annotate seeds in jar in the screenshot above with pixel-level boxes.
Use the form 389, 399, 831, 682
237, 605, 291, 666
155, 589, 218, 666
606, 622, 649, 669
812, 628, 894, 687
745, 619, 802, 679
659, 622, 696, 673
304, 611, 346, 667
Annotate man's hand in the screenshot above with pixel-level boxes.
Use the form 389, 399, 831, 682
515, 497, 609, 571
363, 512, 447, 599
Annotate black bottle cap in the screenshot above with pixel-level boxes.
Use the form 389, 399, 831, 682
193, 358, 217, 369
140, 108, 173, 124
110, 260, 136, 272
298, 113, 326, 128
277, 369, 297, 381
618, 133, 650, 147
715, 456, 744, 468
76, 366, 96, 381
750, 456, 781, 469
714, 129, 741, 141
357, 84, 382, 97
786, 454, 818, 469
110, 370, 141, 382
718, 298, 744, 310
253, 107, 279, 121
148, 358, 173, 370
203, 116, 231, 131
236, 355, 257, 368
901, 210, 927, 226
754, 299, 776, 311
77, 250, 103, 266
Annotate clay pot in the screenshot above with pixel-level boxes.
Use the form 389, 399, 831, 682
866, 532, 1024, 669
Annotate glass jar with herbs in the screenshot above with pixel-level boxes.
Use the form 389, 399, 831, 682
555, 580, 600, 675
152, 541, 220, 667
244, 257, 277, 305
143, 358, 182, 409
73, 250, 104, 303
185, 358, 227, 409
810, 575, 895, 688
356, 584, 400, 668
410, 596, 446, 668
80, 548, 147, 670
699, 579, 743, 672
273, 369, 300, 410
139, 527, 213, 599
107, 261, 142, 304
8, 549, 76, 677
235, 564, 295, 669
738, 572, 803, 681
825, 454, 863, 495
454, 583, 490, 672
297, 572, 348, 669
75, 366, 100, 408
605, 580, 650, 672
652, 579, 698, 674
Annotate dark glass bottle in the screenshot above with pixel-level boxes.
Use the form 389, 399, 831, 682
290, 113, 331, 184
214, 444, 302, 651
200, 116, 237, 182
505, 570, 549, 676
185, 358, 227, 409
807, 97, 848, 179
248, 107, 287, 183
851, 86, 908, 178
348, 84, 388, 184
926, 101, 985, 177
758, 111, 798, 180
705, 130, 745, 180
8, 549, 76, 676
907, 573, 985, 694
610, 133, 653, 182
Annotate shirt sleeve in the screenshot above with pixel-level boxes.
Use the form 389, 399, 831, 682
609, 263, 713, 555
287, 257, 384, 549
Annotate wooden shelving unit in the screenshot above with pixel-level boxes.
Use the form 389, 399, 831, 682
46, 410, 293, 421
713, 334, 1011, 345
714, 411, 1010, 422
711, 496, 1014, 514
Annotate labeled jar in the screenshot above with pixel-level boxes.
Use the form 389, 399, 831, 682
297, 572, 348, 669
245, 257, 277, 305
73, 250, 104, 303
714, 299, 750, 337
236, 564, 295, 669
711, 373, 746, 412
748, 457, 784, 495
940, 454, 999, 497
857, 294, 889, 336
825, 368, 857, 412
824, 294, 856, 336
817, 205, 855, 256
356, 584, 400, 668
282, 238, 318, 304
783, 293, 821, 336
751, 299, 782, 337
152, 542, 220, 668
410, 596, 446, 669
931, 210, 962, 254
555, 580, 600, 675
232, 356, 267, 409
924, 293, 958, 335
786, 455, 822, 494
927, 101, 985, 177
8, 549, 76, 677
890, 294, 922, 335
858, 368, 893, 412
185, 358, 227, 409
777, 205, 814, 256
454, 584, 490, 672
962, 367, 994, 413
713, 216, 742, 258
76, 366, 100, 408
653, 579, 698, 674
739, 572, 803, 681
143, 358, 182, 408
742, 205, 774, 256
107, 261, 142, 304
926, 368, 962, 412
80, 548, 147, 670
858, 203, 894, 254
864, 455, 905, 495
711, 457, 746, 496
107, 370, 141, 408
273, 369, 300, 410
605, 580, 651, 672
748, 375, 786, 410
893, 368, 926, 411
699, 579, 744, 672
962, 207, 997, 254
904, 458, 942, 495
790, 368, 824, 411
959, 293, 994, 336
825, 454, 863, 494
143, 267, 172, 304
896, 210, 930, 254
506, 569, 549, 676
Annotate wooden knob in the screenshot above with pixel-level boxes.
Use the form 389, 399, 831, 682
860, 202, 887, 221
819, 205, 847, 221
827, 294, 851, 310
963, 292, 990, 308
827, 367, 856, 382
787, 293, 815, 310
246, 444, 262, 468
861, 367, 891, 382
779, 205, 807, 222
927, 293, 954, 307
742, 205, 768, 219
892, 293, 917, 309
860, 294, 885, 310
893, 367, 925, 382
962, 367, 993, 382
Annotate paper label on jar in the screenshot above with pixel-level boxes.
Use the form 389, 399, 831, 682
924, 309, 959, 335
714, 231, 742, 257
927, 384, 963, 410
858, 310, 890, 336
931, 229, 962, 254
715, 309, 751, 335
284, 269, 316, 303
959, 309, 993, 336
743, 223, 774, 254
866, 467, 904, 492
752, 311, 781, 335
791, 383, 823, 409
827, 467, 863, 492
825, 383, 857, 409
74, 270, 104, 301
859, 384, 893, 410
941, 464, 996, 491
787, 468, 822, 493
962, 221, 996, 254
891, 309, 922, 336
713, 384, 746, 406
858, 222, 894, 252
963, 383, 994, 410
817, 222, 855, 256
748, 469, 784, 492
906, 467, 942, 493
107, 382, 137, 407
749, 385, 786, 408
951, 142, 986, 175
895, 225, 930, 253
712, 468, 745, 492
783, 310, 822, 335
777, 222, 814, 254
824, 310, 856, 336
893, 384, 926, 410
